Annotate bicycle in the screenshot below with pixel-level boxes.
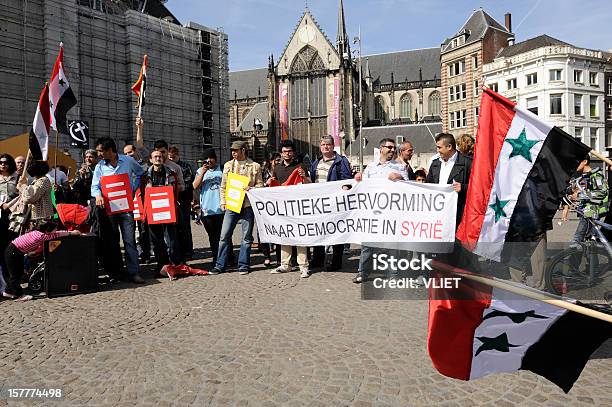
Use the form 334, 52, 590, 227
545, 194, 612, 304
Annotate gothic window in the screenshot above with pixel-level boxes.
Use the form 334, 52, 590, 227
375, 96, 385, 121
400, 93, 412, 119
290, 46, 326, 74
428, 91, 441, 116
241, 108, 250, 123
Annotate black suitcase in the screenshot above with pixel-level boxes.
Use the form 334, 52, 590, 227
44, 234, 99, 297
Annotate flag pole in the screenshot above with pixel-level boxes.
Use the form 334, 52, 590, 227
53, 128, 59, 185
136, 54, 146, 119
432, 261, 612, 324
589, 149, 612, 167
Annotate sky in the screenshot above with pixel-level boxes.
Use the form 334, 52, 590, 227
169, 0, 612, 72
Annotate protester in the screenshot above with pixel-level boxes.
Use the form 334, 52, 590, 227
456, 133, 475, 158
168, 146, 194, 260
260, 152, 281, 266
125, 136, 152, 263
14, 155, 25, 178
426, 133, 472, 227
0, 154, 18, 287
91, 136, 145, 283
353, 138, 408, 284
414, 169, 427, 183
309, 135, 352, 271
209, 140, 263, 276
192, 148, 234, 266
146, 150, 182, 273
396, 140, 416, 180
570, 156, 608, 244
71, 149, 98, 206
8, 160, 54, 234
268, 140, 312, 278
2, 221, 80, 301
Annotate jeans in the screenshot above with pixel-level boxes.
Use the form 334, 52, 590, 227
108, 212, 139, 276
358, 245, 373, 279
572, 217, 589, 244
215, 206, 254, 272
149, 223, 182, 267
177, 201, 193, 258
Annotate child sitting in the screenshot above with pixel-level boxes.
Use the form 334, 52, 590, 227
2, 221, 80, 301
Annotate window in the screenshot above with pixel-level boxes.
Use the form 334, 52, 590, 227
550, 94, 563, 115
549, 69, 562, 81
526, 97, 538, 115
574, 70, 583, 84
590, 128, 598, 148
473, 80, 479, 96
589, 72, 598, 86
396, 136, 404, 145
374, 96, 385, 121
574, 94, 583, 116
608, 129, 612, 149
448, 60, 465, 77
608, 77, 612, 96
399, 93, 413, 119
607, 101, 612, 120
449, 110, 467, 129
575, 127, 583, 140
474, 107, 479, 122
472, 55, 478, 69
428, 91, 441, 116
488, 83, 498, 92
526, 73, 538, 86
507, 78, 517, 90
590, 96, 598, 117
448, 84, 467, 102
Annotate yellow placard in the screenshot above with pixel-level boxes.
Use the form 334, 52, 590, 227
226, 172, 250, 213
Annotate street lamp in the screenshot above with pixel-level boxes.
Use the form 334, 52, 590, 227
353, 27, 363, 171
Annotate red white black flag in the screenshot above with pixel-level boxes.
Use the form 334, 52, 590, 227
49, 43, 77, 135
29, 83, 51, 160
131, 54, 148, 108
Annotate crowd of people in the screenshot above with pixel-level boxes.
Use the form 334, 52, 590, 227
1, 117, 608, 301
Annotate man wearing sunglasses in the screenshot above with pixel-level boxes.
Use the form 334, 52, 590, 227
353, 138, 408, 283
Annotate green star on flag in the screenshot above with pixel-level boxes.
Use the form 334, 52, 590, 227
505, 128, 540, 162
489, 195, 510, 223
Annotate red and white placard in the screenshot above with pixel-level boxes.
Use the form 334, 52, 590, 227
133, 189, 145, 221
145, 186, 176, 225
100, 173, 134, 215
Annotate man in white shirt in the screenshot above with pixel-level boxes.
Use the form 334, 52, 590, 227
353, 138, 409, 283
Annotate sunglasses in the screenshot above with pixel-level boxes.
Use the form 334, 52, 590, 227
382, 145, 396, 150
0, 161, 8, 165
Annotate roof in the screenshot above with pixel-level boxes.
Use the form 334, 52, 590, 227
496, 35, 573, 58
365, 48, 441, 83
238, 102, 269, 132
441, 9, 509, 53
350, 122, 442, 155
229, 68, 268, 100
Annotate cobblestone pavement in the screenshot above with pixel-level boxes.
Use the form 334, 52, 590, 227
0, 215, 610, 406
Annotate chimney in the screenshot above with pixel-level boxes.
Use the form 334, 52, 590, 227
504, 13, 512, 33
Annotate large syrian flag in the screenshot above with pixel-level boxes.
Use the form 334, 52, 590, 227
456, 87, 591, 261
49, 43, 77, 135
29, 83, 51, 160
131, 54, 148, 108
428, 270, 612, 393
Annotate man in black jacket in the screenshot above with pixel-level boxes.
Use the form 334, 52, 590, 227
426, 133, 472, 228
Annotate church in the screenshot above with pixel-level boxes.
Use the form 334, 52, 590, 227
229, 0, 443, 170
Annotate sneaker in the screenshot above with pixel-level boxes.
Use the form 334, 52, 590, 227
239, 269, 250, 275
208, 268, 222, 275
300, 267, 310, 278
352, 273, 363, 284
271, 265, 290, 274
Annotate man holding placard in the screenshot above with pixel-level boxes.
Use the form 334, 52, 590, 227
91, 137, 146, 283
209, 141, 263, 276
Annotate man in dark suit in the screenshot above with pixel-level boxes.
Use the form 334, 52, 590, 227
426, 133, 472, 228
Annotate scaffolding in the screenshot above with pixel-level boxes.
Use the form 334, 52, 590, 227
0, 0, 230, 165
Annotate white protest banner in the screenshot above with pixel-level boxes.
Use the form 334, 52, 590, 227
247, 179, 457, 246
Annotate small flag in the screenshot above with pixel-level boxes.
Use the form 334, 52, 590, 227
456, 87, 591, 261
131, 54, 148, 108
29, 83, 51, 160
427, 270, 612, 393
49, 43, 77, 135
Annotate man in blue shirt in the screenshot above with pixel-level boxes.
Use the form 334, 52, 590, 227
91, 137, 145, 283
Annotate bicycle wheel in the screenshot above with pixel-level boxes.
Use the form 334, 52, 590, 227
545, 245, 612, 299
